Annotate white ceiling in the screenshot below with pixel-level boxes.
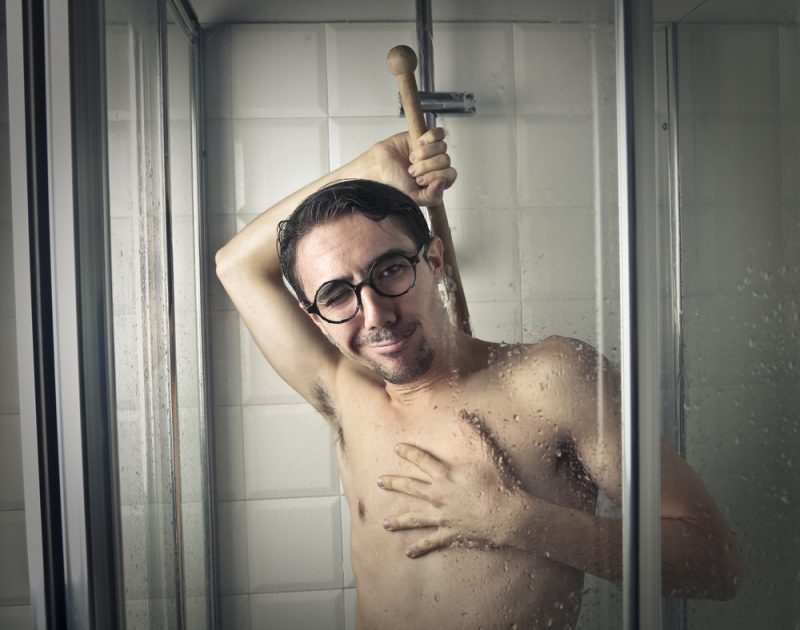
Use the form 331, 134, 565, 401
188, 0, 799, 26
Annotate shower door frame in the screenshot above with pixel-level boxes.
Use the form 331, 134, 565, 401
7, 0, 215, 627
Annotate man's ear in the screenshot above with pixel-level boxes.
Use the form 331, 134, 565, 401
426, 236, 445, 276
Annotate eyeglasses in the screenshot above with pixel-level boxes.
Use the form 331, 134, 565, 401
306, 244, 428, 324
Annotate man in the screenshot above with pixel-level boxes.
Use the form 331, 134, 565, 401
216, 128, 741, 629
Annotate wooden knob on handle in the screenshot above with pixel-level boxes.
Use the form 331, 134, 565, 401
387, 45, 417, 76
386, 45, 472, 336
386, 46, 427, 143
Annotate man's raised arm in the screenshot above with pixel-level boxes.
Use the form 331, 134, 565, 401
214, 129, 456, 408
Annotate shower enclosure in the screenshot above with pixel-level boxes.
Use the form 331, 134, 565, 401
1, 0, 798, 628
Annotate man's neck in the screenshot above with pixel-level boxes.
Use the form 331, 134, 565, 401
383, 330, 492, 405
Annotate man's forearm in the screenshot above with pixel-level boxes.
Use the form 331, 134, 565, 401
503, 492, 740, 600
215, 148, 377, 285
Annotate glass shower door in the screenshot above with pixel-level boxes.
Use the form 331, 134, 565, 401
106, 0, 213, 627
656, 0, 800, 627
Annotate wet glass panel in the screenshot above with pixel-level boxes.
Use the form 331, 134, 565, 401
105, 0, 179, 626
165, 5, 212, 628
667, 0, 800, 627
205, 2, 624, 628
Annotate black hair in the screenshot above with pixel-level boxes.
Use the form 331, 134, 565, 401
277, 179, 431, 304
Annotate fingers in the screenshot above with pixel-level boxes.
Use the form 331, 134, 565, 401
394, 443, 450, 478
377, 474, 434, 501
383, 511, 443, 531
404, 531, 451, 559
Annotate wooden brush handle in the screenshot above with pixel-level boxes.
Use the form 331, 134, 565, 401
387, 45, 472, 335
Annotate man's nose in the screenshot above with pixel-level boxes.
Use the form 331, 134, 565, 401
359, 285, 397, 329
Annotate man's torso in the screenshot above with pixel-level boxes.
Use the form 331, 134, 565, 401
332, 340, 598, 629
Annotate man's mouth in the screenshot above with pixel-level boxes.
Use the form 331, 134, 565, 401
359, 323, 418, 355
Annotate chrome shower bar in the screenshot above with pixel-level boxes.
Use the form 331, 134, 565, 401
399, 91, 476, 116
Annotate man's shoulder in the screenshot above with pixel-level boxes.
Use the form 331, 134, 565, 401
484, 335, 599, 374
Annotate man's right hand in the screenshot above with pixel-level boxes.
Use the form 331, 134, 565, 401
370, 127, 457, 208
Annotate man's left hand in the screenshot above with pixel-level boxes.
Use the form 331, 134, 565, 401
377, 417, 527, 558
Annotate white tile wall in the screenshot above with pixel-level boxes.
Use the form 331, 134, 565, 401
328, 117, 407, 170
677, 23, 800, 630
325, 23, 416, 117
519, 208, 597, 301
0, 218, 14, 319
344, 588, 357, 630
242, 404, 338, 499
690, 26, 779, 115
0, 416, 24, 511
779, 26, 800, 114
440, 116, 517, 209
239, 320, 304, 405
691, 115, 780, 206
250, 589, 344, 630
447, 208, 520, 302
213, 406, 246, 501
780, 115, 800, 204
204, 27, 232, 119
205, 119, 236, 213
680, 203, 784, 298
0, 318, 20, 415
340, 498, 354, 588
0, 30, 7, 124
517, 114, 595, 208
467, 301, 523, 344
0, 511, 30, 606
233, 119, 329, 213
434, 24, 516, 116
231, 25, 328, 119
0, 606, 32, 630
220, 594, 250, 630
210, 310, 242, 406
216, 501, 250, 595
246, 496, 342, 592
515, 24, 595, 116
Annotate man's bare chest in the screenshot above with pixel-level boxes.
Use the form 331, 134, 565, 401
334, 383, 590, 515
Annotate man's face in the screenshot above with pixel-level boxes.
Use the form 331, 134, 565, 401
295, 214, 445, 384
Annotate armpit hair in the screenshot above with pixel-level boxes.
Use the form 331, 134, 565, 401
312, 381, 345, 452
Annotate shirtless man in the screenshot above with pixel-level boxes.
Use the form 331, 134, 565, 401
215, 128, 741, 629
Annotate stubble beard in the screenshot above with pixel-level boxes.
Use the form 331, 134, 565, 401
356, 321, 436, 385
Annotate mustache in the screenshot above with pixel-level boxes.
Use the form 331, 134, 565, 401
356, 322, 419, 347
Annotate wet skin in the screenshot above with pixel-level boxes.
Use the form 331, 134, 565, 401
296, 215, 608, 629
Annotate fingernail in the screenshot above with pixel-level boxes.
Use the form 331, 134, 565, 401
408, 166, 416, 176
394, 444, 401, 454
409, 152, 417, 163
377, 477, 384, 487
405, 548, 415, 558
416, 176, 426, 186
383, 519, 391, 530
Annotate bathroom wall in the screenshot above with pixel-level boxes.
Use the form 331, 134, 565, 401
0, 13, 34, 630
673, 22, 800, 629
204, 17, 620, 629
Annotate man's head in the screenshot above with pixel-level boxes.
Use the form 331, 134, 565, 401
277, 179, 447, 384
277, 179, 432, 305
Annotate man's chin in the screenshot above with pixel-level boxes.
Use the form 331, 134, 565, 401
366, 342, 435, 385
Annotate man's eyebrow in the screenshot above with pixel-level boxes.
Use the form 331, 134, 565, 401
317, 247, 414, 287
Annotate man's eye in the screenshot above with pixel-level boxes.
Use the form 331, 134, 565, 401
320, 288, 350, 307
377, 262, 406, 279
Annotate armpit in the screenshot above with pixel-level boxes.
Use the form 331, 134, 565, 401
312, 381, 345, 452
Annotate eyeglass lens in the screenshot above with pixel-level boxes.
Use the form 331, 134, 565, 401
315, 254, 416, 322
